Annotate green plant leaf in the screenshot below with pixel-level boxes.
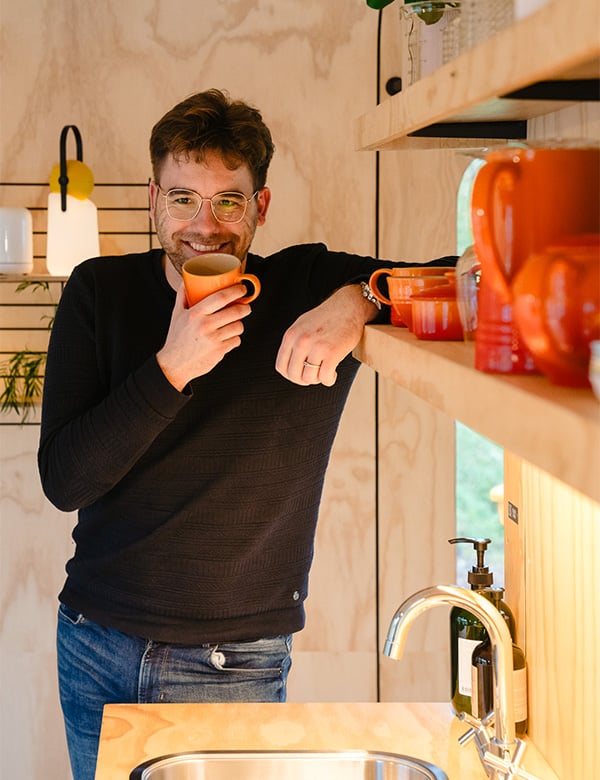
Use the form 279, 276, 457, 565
0, 280, 54, 423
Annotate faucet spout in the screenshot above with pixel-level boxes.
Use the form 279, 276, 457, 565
384, 584, 516, 756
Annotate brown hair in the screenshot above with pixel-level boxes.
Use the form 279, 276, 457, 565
150, 89, 275, 190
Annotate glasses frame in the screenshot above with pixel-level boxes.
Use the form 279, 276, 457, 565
156, 185, 260, 224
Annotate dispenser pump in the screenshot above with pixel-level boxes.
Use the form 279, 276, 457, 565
449, 537, 493, 589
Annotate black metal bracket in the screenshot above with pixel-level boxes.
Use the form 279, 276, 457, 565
409, 120, 528, 139
501, 79, 600, 101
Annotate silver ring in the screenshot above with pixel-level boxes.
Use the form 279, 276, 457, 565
303, 360, 321, 369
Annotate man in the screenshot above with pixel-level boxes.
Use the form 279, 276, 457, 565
38, 89, 455, 780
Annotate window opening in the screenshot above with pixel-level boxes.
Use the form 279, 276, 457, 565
454, 158, 505, 587
455, 422, 505, 587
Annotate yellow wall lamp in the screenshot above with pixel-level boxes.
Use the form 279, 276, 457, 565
46, 124, 100, 276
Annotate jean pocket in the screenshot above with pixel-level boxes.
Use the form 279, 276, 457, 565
213, 635, 292, 676
58, 602, 86, 626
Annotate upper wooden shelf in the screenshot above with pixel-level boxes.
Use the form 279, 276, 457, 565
354, 326, 600, 503
355, 0, 600, 150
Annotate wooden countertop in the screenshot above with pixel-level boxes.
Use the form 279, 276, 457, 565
96, 702, 559, 779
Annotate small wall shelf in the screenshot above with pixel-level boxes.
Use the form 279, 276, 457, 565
355, 0, 600, 150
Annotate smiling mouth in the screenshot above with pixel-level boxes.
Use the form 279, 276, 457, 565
186, 240, 228, 253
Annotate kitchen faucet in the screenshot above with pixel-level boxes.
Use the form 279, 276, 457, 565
384, 584, 541, 780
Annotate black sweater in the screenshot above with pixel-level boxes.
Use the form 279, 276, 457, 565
38, 243, 454, 643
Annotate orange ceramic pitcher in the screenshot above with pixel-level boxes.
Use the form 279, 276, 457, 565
471, 145, 600, 373
512, 235, 600, 387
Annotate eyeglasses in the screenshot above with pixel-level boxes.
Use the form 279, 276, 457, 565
157, 186, 259, 224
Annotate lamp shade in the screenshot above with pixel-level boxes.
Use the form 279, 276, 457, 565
45, 125, 100, 276
46, 192, 100, 276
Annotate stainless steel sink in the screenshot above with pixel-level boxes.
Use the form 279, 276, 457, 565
129, 750, 448, 779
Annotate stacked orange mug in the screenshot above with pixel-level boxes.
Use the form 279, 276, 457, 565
368, 266, 452, 329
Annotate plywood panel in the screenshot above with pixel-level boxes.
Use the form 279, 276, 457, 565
0, 425, 75, 779
506, 456, 600, 780
289, 367, 378, 702
503, 451, 526, 648
0, 1, 381, 773
377, 378, 455, 701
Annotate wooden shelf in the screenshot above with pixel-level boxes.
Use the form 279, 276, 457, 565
355, 0, 600, 150
354, 325, 600, 503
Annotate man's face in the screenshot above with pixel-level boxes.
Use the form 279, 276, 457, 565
149, 150, 270, 276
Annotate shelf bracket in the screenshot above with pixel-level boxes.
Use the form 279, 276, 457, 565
406, 80, 598, 141
501, 79, 600, 101
409, 121, 527, 139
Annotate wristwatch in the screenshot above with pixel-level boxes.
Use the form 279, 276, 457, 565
360, 281, 382, 310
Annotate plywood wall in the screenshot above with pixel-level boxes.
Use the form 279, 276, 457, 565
0, 3, 380, 777
505, 452, 600, 780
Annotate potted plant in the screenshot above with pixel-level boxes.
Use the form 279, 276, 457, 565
0, 280, 54, 423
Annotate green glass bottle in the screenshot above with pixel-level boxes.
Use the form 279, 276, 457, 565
449, 537, 516, 716
471, 588, 528, 736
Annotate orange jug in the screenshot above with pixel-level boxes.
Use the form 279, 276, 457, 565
471, 145, 600, 373
512, 235, 600, 387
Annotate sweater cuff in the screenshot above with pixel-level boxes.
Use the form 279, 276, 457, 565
131, 355, 191, 419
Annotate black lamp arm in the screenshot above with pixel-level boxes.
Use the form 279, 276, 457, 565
58, 125, 83, 212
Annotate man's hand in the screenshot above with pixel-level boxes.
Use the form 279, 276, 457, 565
275, 284, 379, 386
157, 282, 252, 391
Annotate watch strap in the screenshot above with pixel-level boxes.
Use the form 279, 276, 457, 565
360, 280, 382, 310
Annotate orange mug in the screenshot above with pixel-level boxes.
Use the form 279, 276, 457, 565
369, 266, 453, 326
471, 145, 600, 373
182, 253, 261, 307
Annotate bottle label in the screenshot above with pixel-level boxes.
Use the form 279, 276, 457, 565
513, 666, 528, 722
458, 637, 481, 696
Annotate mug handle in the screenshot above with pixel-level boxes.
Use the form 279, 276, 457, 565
471, 160, 519, 295
238, 273, 261, 304
368, 268, 393, 306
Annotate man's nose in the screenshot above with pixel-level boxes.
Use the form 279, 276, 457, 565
191, 199, 220, 228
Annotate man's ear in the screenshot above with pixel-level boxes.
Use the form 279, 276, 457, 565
148, 180, 159, 220
256, 187, 271, 226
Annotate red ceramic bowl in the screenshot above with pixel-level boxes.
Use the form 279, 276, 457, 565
410, 284, 464, 340
387, 275, 452, 328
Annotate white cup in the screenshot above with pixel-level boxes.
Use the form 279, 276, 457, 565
0, 207, 34, 274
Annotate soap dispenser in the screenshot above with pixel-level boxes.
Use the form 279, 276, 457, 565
449, 537, 516, 715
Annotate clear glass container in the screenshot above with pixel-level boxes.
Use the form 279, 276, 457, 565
589, 341, 600, 402
460, 0, 514, 51
399, 1, 462, 86
455, 245, 481, 341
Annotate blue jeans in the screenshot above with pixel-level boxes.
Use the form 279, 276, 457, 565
56, 603, 293, 780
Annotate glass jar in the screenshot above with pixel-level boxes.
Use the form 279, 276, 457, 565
460, 0, 513, 51
588, 341, 600, 401
455, 245, 481, 341
399, 1, 462, 86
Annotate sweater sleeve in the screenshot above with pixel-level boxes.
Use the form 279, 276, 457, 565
288, 243, 458, 325
38, 265, 189, 512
